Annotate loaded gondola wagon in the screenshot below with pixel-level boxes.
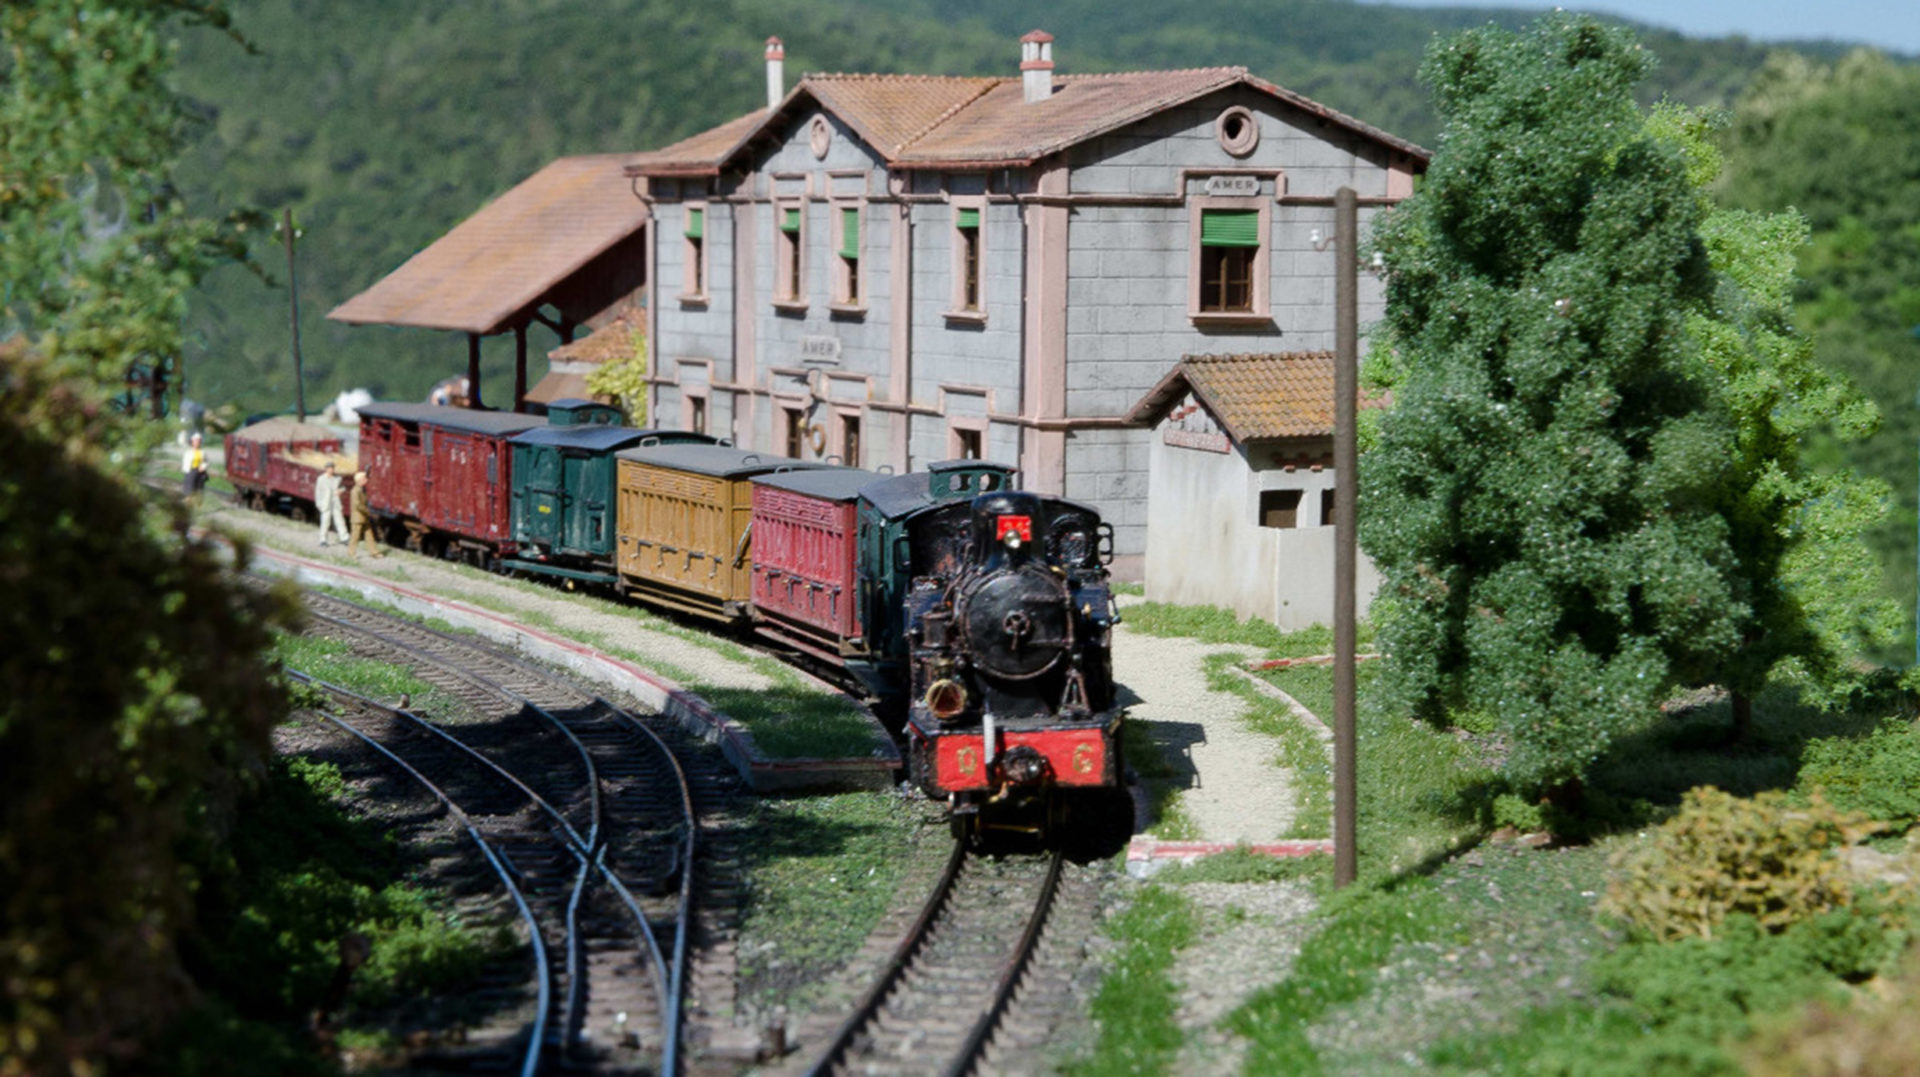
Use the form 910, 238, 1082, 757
505, 399, 715, 587
355, 402, 542, 564
613, 443, 828, 623
224, 417, 357, 517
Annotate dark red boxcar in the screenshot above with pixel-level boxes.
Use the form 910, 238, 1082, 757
357, 403, 541, 559
749, 467, 875, 662
224, 417, 356, 514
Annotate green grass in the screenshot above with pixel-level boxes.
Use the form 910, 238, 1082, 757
735, 791, 931, 1010
1153, 845, 1329, 886
1124, 714, 1201, 840
407, 561, 885, 759
1261, 662, 1488, 879
1226, 879, 1453, 1075
1207, 653, 1334, 840
1122, 602, 1375, 658
1067, 886, 1199, 1077
272, 632, 459, 716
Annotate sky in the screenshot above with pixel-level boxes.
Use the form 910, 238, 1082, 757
1382, 0, 1920, 54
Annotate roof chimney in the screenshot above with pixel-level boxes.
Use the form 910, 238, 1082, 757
765, 36, 785, 110
1021, 29, 1054, 104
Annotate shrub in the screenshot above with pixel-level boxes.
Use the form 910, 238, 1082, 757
1795, 719, 1920, 830
1600, 786, 1880, 942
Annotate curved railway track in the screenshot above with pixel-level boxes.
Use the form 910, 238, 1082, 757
289, 591, 751, 1074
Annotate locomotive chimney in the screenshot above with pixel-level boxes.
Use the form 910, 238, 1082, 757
765, 36, 785, 110
1020, 30, 1054, 104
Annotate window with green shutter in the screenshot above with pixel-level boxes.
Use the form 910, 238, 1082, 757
956, 205, 982, 312
836, 205, 862, 306
683, 206, 706, 296
1197, 208, 1261, 313
778, 205, 803, 303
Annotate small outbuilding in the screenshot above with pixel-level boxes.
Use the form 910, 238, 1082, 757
1127, 352, 1383, 630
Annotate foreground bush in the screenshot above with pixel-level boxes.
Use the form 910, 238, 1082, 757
0, 348, 295, 1071
1600, 786, 1882, 942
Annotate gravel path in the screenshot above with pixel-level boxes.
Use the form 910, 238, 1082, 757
1112, 599, 1313, 844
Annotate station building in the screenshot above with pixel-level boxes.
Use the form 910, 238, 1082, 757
625, 32, 1427, 575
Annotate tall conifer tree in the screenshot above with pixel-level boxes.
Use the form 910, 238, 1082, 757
1360, 16, 1746, 791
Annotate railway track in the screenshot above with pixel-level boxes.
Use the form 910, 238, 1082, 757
803, 842, 1088, 1077
289, 591, 753, 1074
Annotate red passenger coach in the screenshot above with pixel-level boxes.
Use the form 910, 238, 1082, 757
356, 403, 541, 561
749, 468, 875, 664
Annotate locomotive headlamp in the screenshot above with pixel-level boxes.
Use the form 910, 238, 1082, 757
924, 678, 968, 722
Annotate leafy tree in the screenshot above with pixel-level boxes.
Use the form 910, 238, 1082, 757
1360, 15, 1747, 794
2, 0, 259, 440
1, 3, 295, 1071
0, 343, 297, 1074
1649, 104, 1900, 712
584, 329, 651, 425
1715, 51, 1920, 661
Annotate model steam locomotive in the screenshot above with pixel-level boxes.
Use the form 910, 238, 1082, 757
226, 401, 1128, 841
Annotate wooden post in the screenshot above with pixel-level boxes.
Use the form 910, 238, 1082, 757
466, 333, 483, 409
514, 322, 528, 412
285, 208, 306, 421
1334, 187, 1359, 889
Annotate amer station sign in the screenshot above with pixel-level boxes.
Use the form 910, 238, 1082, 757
799, 334, 842, 365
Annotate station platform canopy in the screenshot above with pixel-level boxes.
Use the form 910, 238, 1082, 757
328, 153, 647, 336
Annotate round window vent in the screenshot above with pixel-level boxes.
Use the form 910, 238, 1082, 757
1216, 106, 1259, 157
809, 115, 832, 159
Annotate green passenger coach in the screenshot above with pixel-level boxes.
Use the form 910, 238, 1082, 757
506, 399, 714, 586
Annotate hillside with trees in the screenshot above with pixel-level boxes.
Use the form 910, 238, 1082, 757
169, 0, 1848, 414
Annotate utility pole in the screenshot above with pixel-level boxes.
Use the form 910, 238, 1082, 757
284, 207, 306, 421
1333, 187, 1359, 889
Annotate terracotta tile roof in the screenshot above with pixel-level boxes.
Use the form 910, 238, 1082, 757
626, 67, 1427, 178
329, 154, 647, 335
805, 75, 998, 156
1127, 352, 1386, 441
622, 108, 769, 176
547, 311, 644, 365
902, 68, 1241, 165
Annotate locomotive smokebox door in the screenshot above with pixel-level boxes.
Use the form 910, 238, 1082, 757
954, 565, 1072, 681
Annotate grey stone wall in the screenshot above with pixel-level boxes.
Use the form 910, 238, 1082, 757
747, 109, 895, 461
908, 199, 1024, 412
